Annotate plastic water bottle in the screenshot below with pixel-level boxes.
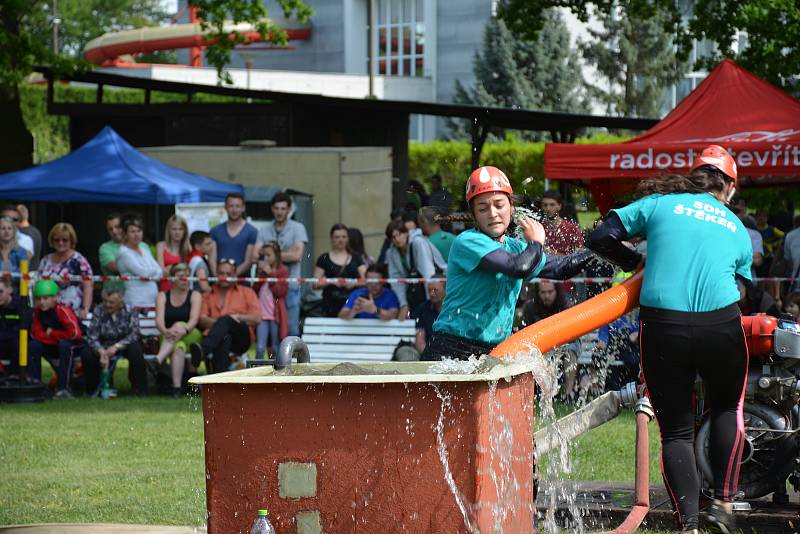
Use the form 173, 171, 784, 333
250, 509, 275, 534
99, 369, 111, 400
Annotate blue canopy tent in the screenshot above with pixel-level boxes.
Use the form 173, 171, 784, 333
0, 126, 243, 203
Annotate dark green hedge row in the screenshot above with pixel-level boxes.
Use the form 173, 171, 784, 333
409, 133, 630, 201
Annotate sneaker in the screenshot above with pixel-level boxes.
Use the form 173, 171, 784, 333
54, 389, 74, 400
171, 387, 182, 399
189, 342, 204, 368
703, 501, 737, 534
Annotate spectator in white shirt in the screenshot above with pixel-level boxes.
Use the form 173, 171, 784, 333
116, 214, 162, 310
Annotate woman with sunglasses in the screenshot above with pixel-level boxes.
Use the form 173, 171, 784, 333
38, 222, 93, 319
116, 214, 163, 311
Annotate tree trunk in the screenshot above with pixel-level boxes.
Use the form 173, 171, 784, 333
0, 90, 33, 173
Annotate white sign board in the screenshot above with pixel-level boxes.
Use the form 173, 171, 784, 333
175, 203, 227, 235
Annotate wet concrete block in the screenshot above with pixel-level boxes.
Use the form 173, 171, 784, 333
296, 510, 322, 534
278, 462, 317, 498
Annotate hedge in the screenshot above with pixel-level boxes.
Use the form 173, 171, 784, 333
19, 83, 256, 164
409, 133, 630, 202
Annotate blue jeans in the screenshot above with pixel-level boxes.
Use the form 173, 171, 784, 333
286, 286, 300, 337
28, 339, 78, 391
256, 320, 279, 358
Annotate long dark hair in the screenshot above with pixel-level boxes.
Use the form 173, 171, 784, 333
347, 227, 367, 257
637, 168, 730, 198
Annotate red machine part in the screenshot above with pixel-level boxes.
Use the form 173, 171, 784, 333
741, 314, 778, 357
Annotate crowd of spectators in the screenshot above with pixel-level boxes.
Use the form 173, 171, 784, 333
3, 184, 800, 402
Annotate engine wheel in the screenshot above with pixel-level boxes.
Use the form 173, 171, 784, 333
695, 402, 798, 499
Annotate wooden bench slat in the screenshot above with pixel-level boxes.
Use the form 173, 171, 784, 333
303, 318, 414, 327
306, 344, 396, 355
303, 334, 413, 346
303, 326, 416, 336
301, 317, 418, 364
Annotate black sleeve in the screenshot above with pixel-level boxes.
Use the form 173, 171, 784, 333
538, 250, 594, 280
479, 242, 544, 279
586, 212, 643, 272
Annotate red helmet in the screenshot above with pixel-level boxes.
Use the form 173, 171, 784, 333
691, 145, 738, 183
465, 166, 514, 202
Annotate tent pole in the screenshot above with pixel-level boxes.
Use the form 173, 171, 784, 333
155, 206, 160, 243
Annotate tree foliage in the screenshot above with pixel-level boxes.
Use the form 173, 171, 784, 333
450, 11, 587, 139
686, 0, 800, 90
0, 0, 312, 171
27, 0, 170, 57
498, 0, 800, 94
189, 0, 313, 84
581, 3, 687, 117
1, 0, 169, 93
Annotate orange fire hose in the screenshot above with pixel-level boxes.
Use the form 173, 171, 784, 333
490, 271, 649, 534
491, 271, 642, 359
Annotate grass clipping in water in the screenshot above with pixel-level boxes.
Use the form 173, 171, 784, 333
273, 356, 506, 377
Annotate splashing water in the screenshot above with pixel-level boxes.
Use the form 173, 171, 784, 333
521, 343, 586, 534
429, 348, 588, 533
511, 207, 546, 237
432, 383, 480, 534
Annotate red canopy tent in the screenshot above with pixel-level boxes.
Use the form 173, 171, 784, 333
544, 59, 800, 212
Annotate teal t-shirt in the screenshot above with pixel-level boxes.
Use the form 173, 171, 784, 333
433, 229, 546, 345
429, 230, 456, 262
613, 192, 752, 312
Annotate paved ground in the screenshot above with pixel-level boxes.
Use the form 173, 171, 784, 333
0, 526, 206, 533
3, 483, 798, 533
538, 481, 800, 533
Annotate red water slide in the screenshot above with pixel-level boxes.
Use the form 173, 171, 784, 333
84, 9, 311, 67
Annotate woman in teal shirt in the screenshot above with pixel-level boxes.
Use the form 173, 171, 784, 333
588, 145, 750, 534
422, 166, 592, 361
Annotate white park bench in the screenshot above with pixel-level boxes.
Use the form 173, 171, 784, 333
301, 317, 417, 364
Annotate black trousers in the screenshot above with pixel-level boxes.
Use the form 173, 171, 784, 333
201, 315, 252, 373
82, 340, 147, 395
421, 331, 495, 361
640, 305, 747, 531
0, 336, 19, 374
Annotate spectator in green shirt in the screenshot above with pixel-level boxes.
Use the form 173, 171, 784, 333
98, 213, 125, 290
418, 207, 455, 262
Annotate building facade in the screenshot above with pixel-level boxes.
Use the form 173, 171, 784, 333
176, 0, 493, 140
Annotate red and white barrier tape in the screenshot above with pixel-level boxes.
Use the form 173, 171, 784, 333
2, 272, 795, 285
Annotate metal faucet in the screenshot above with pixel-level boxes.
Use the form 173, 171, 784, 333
245, 335, 310, 370
274, 336, 310, 370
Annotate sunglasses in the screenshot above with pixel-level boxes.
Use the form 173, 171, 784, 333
53, 237, 71, 243
219, 258, 237, 266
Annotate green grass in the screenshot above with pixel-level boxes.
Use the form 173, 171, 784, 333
568, 410, 662, 482
0, 362, 206, 526
577, 210, 601, 230
1, 364, 665, 529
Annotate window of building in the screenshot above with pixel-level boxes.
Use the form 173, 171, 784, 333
367, 0, 425, 77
